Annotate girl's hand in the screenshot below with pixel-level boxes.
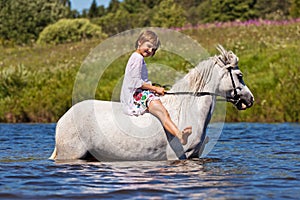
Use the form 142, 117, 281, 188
154, 86, 165, 96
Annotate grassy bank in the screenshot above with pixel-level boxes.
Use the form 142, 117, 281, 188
0, 20, 299, 122
183, 19, 300, 122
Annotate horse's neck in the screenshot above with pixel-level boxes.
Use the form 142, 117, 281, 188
162, 60, 218, 127
162, 59, 220, 157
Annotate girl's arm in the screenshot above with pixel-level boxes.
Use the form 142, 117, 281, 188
141, 82, 165, 95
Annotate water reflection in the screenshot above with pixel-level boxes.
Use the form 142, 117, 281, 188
52, 158, 240, 198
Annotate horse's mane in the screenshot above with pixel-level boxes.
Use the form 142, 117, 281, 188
163, 45, 237, 106
169, 59, 214, 95
162, 52, 216, 117
171, 53, 217, 95
171, 45, 238, 94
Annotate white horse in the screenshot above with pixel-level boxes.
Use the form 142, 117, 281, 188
50, 45, 254, 161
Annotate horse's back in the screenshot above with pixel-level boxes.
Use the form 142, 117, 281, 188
54, 100, 173, 161
69, 100, 163, 136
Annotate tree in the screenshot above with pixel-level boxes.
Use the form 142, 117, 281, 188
69, 9, 81, 18
98, 5, 106, 17
93, 6, 138, 36
175, 0, 202, 11
208, 0, 257, 22
254, 0, 290, 20
59, 0, 71, 16
0, 0, 69, 44
150, 0, 187, 28
93, 1, 152, 35
196, 0, 213, 23
59, 0, 71, 7
289, 0, 300, 18
88, 0, 98, 18
121, 0, 151, 25
141, 0, 162, 9
122, 0, 148, 13
181, 0, 211, 25
107, 0, 120, 13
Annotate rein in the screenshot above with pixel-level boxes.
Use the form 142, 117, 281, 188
153, 56, 241, 103
165, 91, 220, 97
153, 84, 226, 101
164, 91, 227, 101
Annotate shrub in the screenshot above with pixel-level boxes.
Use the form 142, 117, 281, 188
92, 6, 151, 36
0, 64, 31, 98
0, 0, 69, 45
150, 0, 187, 28
37, 18, 107, 45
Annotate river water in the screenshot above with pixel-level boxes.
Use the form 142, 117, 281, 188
0, 123, 299, 199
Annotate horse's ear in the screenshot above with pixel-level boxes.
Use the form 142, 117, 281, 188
216, 44, 227, 57
217, 45, 239, 67
216, 44, 228, 65
227, 51, 239, 66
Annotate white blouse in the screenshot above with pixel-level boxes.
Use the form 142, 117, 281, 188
120, 52, 151, 116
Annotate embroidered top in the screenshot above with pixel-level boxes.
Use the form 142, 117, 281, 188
120, 52, 151, 116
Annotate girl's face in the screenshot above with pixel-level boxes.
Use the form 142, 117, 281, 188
137, 41, 156, 57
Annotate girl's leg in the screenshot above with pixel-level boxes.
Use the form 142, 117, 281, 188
148, 100, 191, 145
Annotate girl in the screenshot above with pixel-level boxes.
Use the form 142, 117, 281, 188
120, 30, 191, 145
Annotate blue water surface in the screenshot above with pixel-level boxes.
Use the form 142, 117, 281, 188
0, 123, 299, 199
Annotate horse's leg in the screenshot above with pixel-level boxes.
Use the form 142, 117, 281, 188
49, 147, 57, 160
50, 110, 89, 160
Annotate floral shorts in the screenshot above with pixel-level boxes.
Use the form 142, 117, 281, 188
133, 88, 159, 110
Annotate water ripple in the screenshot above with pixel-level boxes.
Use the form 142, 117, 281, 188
0, 123, 299, 199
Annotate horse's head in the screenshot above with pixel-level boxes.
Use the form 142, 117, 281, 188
215, 45, 254, 110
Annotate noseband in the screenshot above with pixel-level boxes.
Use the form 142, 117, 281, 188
216, 56, 241, 104
226, 67, 241, 105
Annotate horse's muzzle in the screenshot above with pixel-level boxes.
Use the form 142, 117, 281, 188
235, 96, 254, 110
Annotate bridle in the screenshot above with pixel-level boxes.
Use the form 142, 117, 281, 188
216, 56, 241, 104
221, 67, 241, 105
161, 56, 242, 104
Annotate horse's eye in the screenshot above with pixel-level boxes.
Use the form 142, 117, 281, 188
238, 73, 243, 81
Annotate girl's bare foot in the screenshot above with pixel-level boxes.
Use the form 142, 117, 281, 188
179, 126, 192, 145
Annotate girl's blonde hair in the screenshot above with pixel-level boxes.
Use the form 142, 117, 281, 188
135, 30, 160, 56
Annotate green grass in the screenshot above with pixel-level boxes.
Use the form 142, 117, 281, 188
0, 22, 299, 122
184, 22, 300, 122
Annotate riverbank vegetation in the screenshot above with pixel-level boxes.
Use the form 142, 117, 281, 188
0, 19, 299, 122
1, 0, 299, 122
